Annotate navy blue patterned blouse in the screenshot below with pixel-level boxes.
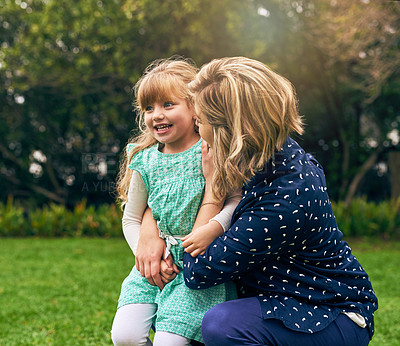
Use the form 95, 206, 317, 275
183, 137, 378, 337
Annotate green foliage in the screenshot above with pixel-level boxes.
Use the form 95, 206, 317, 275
0, 0, 270, 206
0, 198, 122, 237
1, 198, 399, 239
333, 197, 400, 239
0, 196, 26, 236
0, 0, 399, 206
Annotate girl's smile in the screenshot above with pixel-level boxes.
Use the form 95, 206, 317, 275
153, 123, 174, 136
154, 124, 172, 133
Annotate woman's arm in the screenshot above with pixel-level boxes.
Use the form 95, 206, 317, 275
183, 198, 306, 289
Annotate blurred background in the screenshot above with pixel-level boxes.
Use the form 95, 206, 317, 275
1, 0, 399, 209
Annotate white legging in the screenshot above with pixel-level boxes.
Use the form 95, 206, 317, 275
111, 303, 191, 346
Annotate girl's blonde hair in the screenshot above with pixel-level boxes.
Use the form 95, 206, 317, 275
117, 57, 198, 206
188, 56, 304, 199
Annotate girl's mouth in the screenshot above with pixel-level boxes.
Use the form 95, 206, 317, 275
155, 124, 172, 133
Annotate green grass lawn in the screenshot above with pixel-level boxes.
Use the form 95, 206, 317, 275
0, 238, 398, 345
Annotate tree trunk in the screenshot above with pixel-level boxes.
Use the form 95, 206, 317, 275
338, 129, 351, 199
344, 148, 382, 206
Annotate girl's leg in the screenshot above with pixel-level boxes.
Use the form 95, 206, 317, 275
111, 303, 157, 346
201, 297, 370, 346
153, 331, 191, 346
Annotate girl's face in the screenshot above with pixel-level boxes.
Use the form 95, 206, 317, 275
144, 97, 199, 153
195, 106, 214, 147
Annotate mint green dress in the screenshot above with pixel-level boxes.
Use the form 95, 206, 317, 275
117, 139, 237, 343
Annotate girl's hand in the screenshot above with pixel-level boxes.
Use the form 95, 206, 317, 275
201, 141, 215, 184
182, 221, 224, 257
136, 208, 166, 290
160, 255, 179, 287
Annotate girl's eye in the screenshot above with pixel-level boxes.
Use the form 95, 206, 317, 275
164, 102, 174, 108
145, 105, 153, 112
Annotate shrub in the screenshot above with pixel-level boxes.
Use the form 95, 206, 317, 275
0, 196, 27, 236
332, 197, 400, 239
0, 198, 123, 237
1, 197, 399, 239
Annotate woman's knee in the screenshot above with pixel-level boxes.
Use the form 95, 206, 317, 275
202, 298, 264, 345
201, 304, 232, 345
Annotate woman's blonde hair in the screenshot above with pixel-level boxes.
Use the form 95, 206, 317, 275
117, 57, 198, 206
188, 56, 304, 199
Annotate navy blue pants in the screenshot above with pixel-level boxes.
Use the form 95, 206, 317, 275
201, 297, 370, 346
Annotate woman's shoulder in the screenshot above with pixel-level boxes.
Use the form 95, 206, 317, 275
239, 137, 331, 212
280, 137, 324, 173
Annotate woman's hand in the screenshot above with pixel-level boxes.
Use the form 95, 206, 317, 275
160, 254, 180, 287
201, 140, 215, 184
135, 207, 166, 290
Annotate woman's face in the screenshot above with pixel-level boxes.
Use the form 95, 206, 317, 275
195, 105, 214, 147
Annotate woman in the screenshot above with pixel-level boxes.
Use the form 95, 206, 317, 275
137, 57, 378, 345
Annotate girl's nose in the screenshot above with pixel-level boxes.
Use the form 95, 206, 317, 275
152, 107, 165, 121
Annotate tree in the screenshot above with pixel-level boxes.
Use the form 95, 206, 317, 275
300, 0, 400, 204
1, 0, 139, 205
0, 0, 268, 206
251, 0, 400, 202
1, 0, 398, 206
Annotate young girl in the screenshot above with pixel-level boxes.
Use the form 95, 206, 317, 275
111, 58, 237, 346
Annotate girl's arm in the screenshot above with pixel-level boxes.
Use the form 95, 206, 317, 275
210, 192, 242, 232
192, 141, 224, 228
182, 142, 242, 257
122, 171, 167, 289
182, 191, 241, 257
121, 170, 148, 255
